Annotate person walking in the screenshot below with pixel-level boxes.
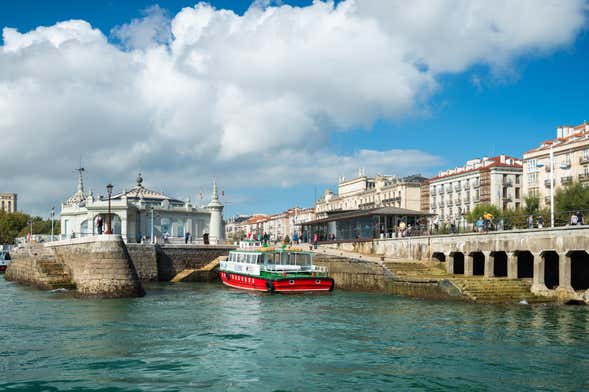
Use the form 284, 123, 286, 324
571, 213, 579, 226
527, 215, 534, 229
313, 233, 318, 249
537, 216, 544, 229
96, 215, 103, 235
576, 211, 584, 225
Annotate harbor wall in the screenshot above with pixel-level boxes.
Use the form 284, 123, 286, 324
49, 235, 144, 298
314, 257, 460, 300
154, 245, 234, 281
126, 244, 158, 281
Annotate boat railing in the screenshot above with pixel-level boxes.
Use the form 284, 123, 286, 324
262, 264, 328, 273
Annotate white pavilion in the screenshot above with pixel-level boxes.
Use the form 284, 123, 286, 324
60, 171, 224, 244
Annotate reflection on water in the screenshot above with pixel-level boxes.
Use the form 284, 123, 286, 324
1, 279, 588, 391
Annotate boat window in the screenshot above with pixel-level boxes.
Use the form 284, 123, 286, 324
280, 252, 288, 265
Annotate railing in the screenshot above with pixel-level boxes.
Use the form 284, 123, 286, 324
446, 188, 453, 194
579, 173, 589, 182
561, 176, 573, 185
472, 182, 480, 188
544, 179, 553, 187
579, 156, 589, 164
454, 185, 461, 192
545, 166, 551, 173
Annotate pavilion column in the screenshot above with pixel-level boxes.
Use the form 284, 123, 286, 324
465, 253, 474, 277
484, 251, 494, 278
446, 253, 454, 274
531, 252, 548, 293
557, 251, 574, 293
507, 252, 518, 279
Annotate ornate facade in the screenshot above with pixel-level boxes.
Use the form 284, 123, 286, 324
315, 172, 426, 218
59, 171, 224, 244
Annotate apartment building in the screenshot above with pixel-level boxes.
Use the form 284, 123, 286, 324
424, 155, 523, 222
523, 121, 589, 208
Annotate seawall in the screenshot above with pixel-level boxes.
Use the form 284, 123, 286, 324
48, 235, 144, 298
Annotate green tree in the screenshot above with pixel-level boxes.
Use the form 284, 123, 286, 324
503, 208, 527, 229
466, 203, 502, 224
524, 196, 540, 215
554, 182, 589, 224
0, 211, 59, 244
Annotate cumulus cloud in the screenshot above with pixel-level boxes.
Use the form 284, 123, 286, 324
0, 0, 586, 214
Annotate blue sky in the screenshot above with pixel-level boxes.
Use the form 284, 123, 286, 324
1, 1, 588, 218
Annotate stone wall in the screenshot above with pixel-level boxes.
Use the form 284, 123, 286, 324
48, 235, 144, 298
155, 245, 235, 281
126, 244, 158, 281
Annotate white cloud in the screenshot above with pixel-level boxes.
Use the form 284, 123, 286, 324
0, 0, 586, 214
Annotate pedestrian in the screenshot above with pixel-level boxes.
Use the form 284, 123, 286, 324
293, 232, 299, 244
537, 216, 544, 229
433, 215, 439, 233
476, 217, 484, 233
96, 215, 103, 235
313, 233, 318, 249
450, 219, 456, 234
576, 211, 584, 225
399, 220, 407, 237
571, 213, 579, 226
184, 231, 190, 244
527, 215, 534, 229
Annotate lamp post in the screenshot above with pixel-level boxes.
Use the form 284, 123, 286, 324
105, 184, 113, 234
50, 207, 55, 241
549, 144, 555, 228
150, 206, 155, 244
28, 219, 33, 242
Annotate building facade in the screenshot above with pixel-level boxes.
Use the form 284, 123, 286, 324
60, 172, 224, 244
0, 193, 17, 213
425, 155, 523, 223
226, 207, 316, 242
315, 171, 426, 218
523, 121, 589, 208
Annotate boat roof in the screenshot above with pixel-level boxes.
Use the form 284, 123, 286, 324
230, 247, 313, 255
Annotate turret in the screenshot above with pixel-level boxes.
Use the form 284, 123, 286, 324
207, 181, 224, 244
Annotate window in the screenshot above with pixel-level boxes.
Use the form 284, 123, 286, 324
526, 159, 537, 173
528, 172, 538, 186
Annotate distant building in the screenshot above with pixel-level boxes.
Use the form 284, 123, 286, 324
315, 170, 427, 218
523, 121, 589, 208
59, 171, 224, 244
425, 155, 523, 223
227, 207, 316, 242
0, 193, 17, 213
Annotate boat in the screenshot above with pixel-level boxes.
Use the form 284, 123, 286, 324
0, 250, 11, 273
219, 242, 334, 293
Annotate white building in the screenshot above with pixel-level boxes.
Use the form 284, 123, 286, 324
60, 171, 224, 244
523, 121, 589, 208
315, 171, 426, 218
423, 155, 523, 223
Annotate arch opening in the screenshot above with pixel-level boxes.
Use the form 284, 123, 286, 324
452, 253, 464, 275
543, 251, 559, 289
517, 251, 533, 279
570, 251, 589, 291
432, 252, 446, 262
492, 252, 507, 277
472, 252, 485, 276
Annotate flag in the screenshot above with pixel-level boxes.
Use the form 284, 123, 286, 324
222, 189, 225, 197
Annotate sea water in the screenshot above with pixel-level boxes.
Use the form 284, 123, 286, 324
1, 279, 588, 391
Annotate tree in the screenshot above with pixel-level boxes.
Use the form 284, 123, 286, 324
554, 182, 589, 224
466, 203, 502, 224
524, 196, 540, 215
0, 210, 59, 244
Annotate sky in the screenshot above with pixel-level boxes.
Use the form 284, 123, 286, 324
1, 0, 589, 219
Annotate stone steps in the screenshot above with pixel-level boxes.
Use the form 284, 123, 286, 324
36, 257, 76, 290
451, 278, 549, 304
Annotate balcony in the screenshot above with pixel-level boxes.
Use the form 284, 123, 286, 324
580, 156, 589, 164
545, 165, 551, 173
437, 189, 443, 195
439, 201, 445, 208
446, 188, 453, 194
473, 196, 480, 202
472, 182, 480, 188
447, 200, 454, 207
544, 196, 551, 205
560, 162, 571, 170
544, 179, 554, 188
561, 176, 573, 185
454, 198, 461, 205
454, 185, 461, 192
579, 173, 589, 182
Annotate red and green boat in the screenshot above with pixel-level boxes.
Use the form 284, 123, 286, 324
219, 243, 334, 293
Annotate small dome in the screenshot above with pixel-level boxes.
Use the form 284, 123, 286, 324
136, 173, 143, 187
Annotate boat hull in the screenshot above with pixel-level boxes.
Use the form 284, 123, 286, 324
219, 271, 334, 293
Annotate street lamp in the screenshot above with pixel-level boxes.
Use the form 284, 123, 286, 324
50, 207, 55, 241
105, 183, 113, 234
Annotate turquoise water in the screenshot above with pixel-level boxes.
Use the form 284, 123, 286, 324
1, 279, 588, 392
